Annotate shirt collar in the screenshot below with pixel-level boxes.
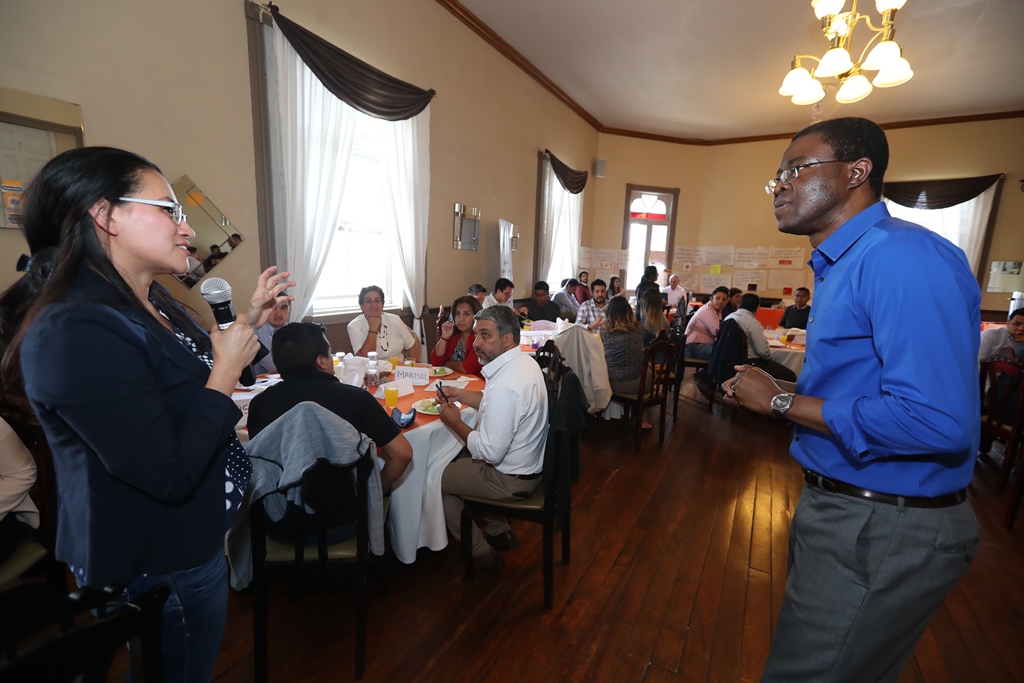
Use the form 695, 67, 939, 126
481, 345, 521, 380
813, 201, 890, 266
280, 369, 339, 383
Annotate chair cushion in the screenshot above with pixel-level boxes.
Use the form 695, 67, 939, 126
462, 490, 545, 511
0, 541, 47, 587
264, 534, 358, 563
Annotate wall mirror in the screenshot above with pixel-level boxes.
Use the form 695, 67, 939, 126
172, 175, 242, 288
987, 260, 1024, 294
453, 203, 480, 251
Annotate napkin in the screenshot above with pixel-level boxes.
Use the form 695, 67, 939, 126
426, 377, 473, 392
372, 377, 415, 398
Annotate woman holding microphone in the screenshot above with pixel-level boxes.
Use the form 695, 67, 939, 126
0, 147, 294, 682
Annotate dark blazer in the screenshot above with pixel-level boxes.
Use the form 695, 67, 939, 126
20, 269, 241, 587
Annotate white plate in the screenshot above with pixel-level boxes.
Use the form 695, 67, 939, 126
413, 398, 461, 415
413, 398, 441, 415
430, 366, 454, 377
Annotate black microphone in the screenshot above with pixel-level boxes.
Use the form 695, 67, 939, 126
200, 277, 257, 387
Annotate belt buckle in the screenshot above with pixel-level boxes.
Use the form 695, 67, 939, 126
819, 476, 838, 494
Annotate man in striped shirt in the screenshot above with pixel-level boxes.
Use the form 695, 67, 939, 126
684, 286, 730, 360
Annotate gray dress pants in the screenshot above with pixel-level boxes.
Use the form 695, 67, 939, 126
761, 484, 978, 683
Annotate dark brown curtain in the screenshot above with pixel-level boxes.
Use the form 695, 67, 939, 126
269, 5, 434, 121
883, 174, 1003, 210
545, 149, 588, 194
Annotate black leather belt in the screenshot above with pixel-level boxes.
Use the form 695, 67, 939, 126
509, 472, 541, 480
802, 469, 967, 509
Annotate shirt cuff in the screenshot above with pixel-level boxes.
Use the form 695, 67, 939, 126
820, 395, 868, 460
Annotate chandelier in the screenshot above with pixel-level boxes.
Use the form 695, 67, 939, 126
779, 0, 914, 106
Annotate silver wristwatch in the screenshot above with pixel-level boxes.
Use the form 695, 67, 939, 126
770, 393, 795, 418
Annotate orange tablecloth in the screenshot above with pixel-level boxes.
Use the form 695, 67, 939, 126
373, 370, 483, 422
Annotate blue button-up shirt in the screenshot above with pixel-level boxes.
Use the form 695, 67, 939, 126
793, 202, 980, 497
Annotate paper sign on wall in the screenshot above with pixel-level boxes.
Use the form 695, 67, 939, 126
735, 247, 769, 269
699, 246, 735, 266
768, 247, 806, 269
579, 247, 592, 269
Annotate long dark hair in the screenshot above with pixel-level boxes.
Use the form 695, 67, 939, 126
0, 147, 209, 391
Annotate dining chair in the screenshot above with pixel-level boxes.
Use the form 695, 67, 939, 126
977, 360, 1024, 528
0, 579, 168, 682
249, 453, 379, 681
697, 318, 747, 412
669, 327, 709, 421
610, 332, 674, 451
460, 367, 588, 609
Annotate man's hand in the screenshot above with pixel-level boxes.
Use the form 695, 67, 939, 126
588, 317, 604, 331
722, 365, 780, 416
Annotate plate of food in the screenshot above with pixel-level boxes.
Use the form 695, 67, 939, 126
430, 366, 454, 377
412, 398, 460, 415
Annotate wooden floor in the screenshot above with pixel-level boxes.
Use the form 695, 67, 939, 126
129, 382, 1024, 682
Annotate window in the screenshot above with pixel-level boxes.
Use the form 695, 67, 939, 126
622, 186, 678, 290
311, 115, 404, 316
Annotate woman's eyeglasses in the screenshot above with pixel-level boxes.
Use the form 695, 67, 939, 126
118, 197, 187, 225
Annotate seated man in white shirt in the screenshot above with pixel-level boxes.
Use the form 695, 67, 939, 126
724, 292, 797, 382
576, 279, 609, 331
347, 285, 419, 361
482, 278, 515, 309
437, 305, 549, 571
660, 274, 686, 308
979, 307, 1024, 360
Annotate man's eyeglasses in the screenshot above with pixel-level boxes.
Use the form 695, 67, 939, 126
764, 160, 847, 195
118, 197, 187, 225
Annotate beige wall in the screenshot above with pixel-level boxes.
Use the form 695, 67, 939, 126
590, 118, 1024, 310
1, 0, 1019, 320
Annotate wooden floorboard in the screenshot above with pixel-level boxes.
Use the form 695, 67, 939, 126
102, 379, 1024, 682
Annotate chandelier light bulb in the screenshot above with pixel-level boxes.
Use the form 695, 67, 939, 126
828, 12, 853, 38
875, 0, 907, 12
812, 0, 846, 20
872, 57, 914, 87
862, 40, 902, 70
816, 46, 854, 78
779, 66, 814, 96
835, 73, 873, 103
792, 78, 826, 105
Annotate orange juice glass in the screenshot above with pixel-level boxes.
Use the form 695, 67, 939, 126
384, 385, 399, 410
388, 354, 401, 369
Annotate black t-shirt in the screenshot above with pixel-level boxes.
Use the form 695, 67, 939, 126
247, 370, 401, 448
779, 305, 811, 330
524, 299, 562, 323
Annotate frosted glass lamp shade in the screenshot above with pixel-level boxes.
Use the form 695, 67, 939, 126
816, 47, 854, 78
872, 57, 914, 87
835, 73, 873, 103
780, 67, 813, 96
812, 0, 846, 19
875, 0, 907, 12
862, 40, 901, 70
792, 78, 826, 105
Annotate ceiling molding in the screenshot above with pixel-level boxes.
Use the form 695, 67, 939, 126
438, 0, 1024, 146
603, 110, 1024, 147
435, 0, 603, 131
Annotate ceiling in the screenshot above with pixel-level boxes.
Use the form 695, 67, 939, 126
455, 0, 1024, 142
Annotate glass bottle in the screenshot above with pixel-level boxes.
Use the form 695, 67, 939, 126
365, 351, 380, 389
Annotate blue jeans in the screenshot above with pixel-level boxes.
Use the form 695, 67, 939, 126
685, 342, 713, 360
121, 550, 229, 683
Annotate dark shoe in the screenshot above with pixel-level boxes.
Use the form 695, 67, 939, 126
487, 529, 519, 552
473, 548, 504, 573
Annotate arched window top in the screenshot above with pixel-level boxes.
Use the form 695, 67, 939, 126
630, 193, 668, 220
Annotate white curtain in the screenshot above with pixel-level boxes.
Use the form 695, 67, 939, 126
884, 182, 997, 274
498, 218, 514, 280
537, 155, 583, 286
376, 109, 431, 359
271, 25, 358, 320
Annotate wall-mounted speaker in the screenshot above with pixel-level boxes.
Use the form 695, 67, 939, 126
594, 158, 606, 178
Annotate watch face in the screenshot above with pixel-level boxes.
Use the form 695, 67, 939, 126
772, 393, 793, 416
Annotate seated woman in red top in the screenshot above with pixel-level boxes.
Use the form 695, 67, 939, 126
430, 295, 483, 376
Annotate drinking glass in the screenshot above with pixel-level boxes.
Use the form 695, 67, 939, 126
384, 384, 399, 410
388, 354, 401, 369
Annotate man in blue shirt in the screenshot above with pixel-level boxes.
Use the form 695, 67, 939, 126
727, 117, 979, 682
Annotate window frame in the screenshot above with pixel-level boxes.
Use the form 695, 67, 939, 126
620, 184, 679, 290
